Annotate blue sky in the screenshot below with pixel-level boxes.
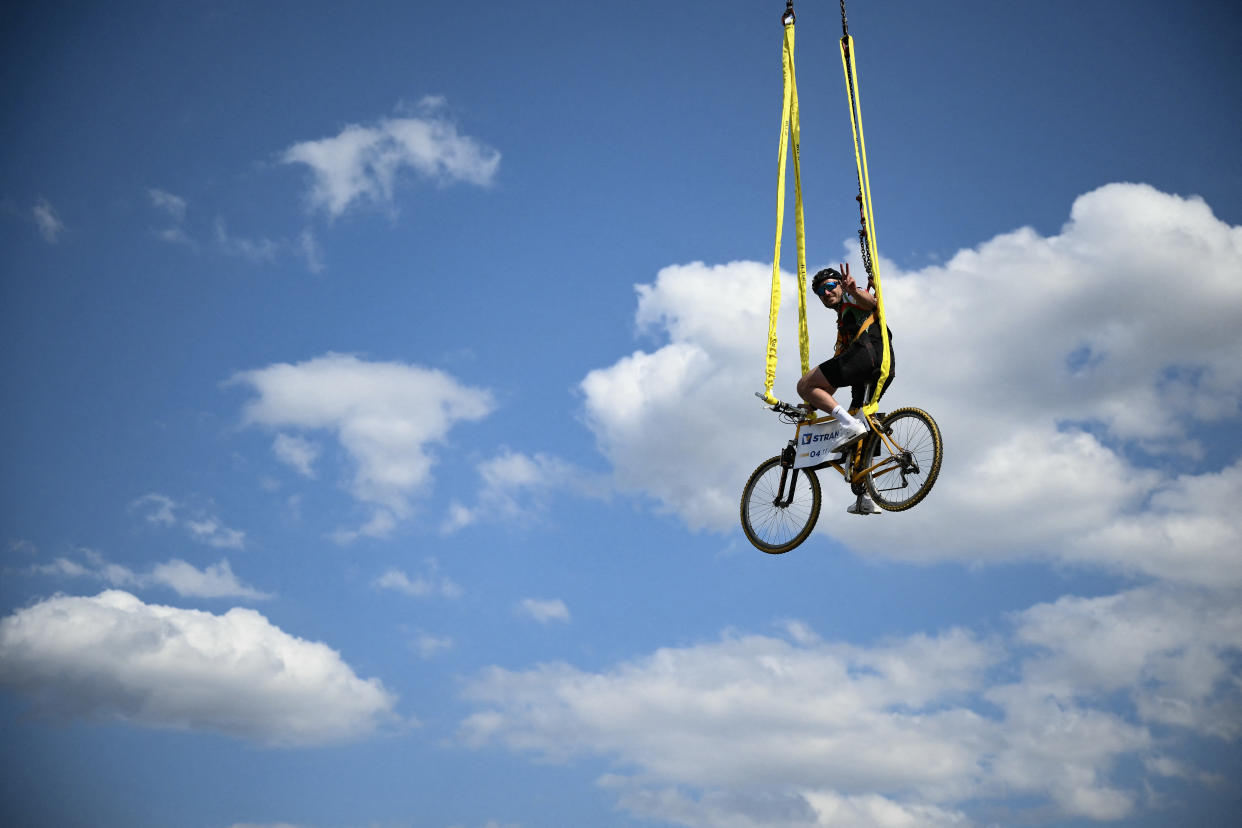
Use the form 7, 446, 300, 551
3, 1, 1241, 827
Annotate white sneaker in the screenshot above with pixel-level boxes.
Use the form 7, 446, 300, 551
833, 419, 868, 448
847, 495, 880, 515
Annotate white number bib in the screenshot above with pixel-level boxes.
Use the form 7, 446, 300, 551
793, 419, 849, 468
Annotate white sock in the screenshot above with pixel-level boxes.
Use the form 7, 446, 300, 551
831, 405, 859, 427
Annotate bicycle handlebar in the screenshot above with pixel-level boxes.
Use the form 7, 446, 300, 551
755, 391, 810, 421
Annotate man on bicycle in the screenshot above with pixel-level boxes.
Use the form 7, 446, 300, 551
795, 265, 895, 514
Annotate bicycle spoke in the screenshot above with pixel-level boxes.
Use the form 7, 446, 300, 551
740, 457, 821, 553
864, 409, 943, 511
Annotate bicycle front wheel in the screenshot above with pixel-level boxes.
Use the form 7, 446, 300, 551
740, 456, 821, 554
863, 407, 942, 511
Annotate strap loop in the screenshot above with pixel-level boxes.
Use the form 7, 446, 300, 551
839, 34, 890, 416
763, 15, 811, 405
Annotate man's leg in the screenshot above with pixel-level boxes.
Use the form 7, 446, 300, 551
797, 367, 865, 435
796, 367, 842, 414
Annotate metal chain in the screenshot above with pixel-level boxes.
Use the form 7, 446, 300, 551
779, 0, 870, 283
839, 7, 874, 286
859, 219, 874, 285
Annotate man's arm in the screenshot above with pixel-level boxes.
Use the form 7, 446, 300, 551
842, 274, 877, 311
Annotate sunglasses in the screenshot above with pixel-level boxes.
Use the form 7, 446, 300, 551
812, 280, 841, 297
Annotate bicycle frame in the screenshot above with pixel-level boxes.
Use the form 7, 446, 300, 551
792, 415, 914, 488
744, 398, 941, 551
758, 394, 923, 501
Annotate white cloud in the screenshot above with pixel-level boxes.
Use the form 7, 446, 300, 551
157, 225, 195, 246
148, 559, 268, 600
442, 449, 609, 533
148, 187, 187, 221
578, 184, 1242, 585
32, 198, 64, 242
441, 502, 476, 533
462, 584, 1241, 825
374, 559, 462, 599
29, 549, 269, 600
31, 557, 92, 578
1144, 755, 1225, 787
131, 493, 246, 550
281, 97, 500, 218
580, 262, 788, 531
273, 433, 321, 478
803, 792, 970, 828
133, 492, 178, 526
608, 784, 971, 828
981, 682, 1147, 820
214, 217, 281, 264
146, 188, 200, 250
298, 227, 325, 274
1009, 586, 1242, 740
411, 631, 454, 659
146, 189, 320, 271
229, 353, 494, 540
330, 508, 400, 545
517, 598, 570, 624
0, 591, 396, 746
184, 517, 246, 550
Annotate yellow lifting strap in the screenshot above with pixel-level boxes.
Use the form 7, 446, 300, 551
840, 33, 891, 417
762, 15, 811, 406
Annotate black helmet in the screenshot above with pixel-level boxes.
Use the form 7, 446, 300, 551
811, 267, 843, 292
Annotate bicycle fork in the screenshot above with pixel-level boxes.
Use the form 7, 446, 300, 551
774, 440, 802, 507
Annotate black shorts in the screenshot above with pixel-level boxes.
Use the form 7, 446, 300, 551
818, 330, 894, 409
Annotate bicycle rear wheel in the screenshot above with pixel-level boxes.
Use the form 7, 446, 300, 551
740, 456, 821, 554
863, 408, 942, 511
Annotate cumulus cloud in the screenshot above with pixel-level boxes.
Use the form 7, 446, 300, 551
0, 591, 396, 745
145, 189, 321, 271
517, 598, 570, 624
443, 449, 609, 532
133, 493, 177, 526
29, 549, 269, 600
185, 517, 245, 550
374, 559, 462, 599
297, 227, 325, 274
579, 184, 1242, 585
211, 221, 321, 271
411, 631, 454, 659
32, 198, 64, 242
131, 493, 246, 550
461, 584, 1240, 825
228, 353, 494, 540
146, 187, 199, 249
282, 96, 500, 219
148, 187, 187, 221
214, 217, 281, 264
273, 433, 321, 478
580, 260, 782, 531
1009, 586, 1242, 740
149, 559, 268, 600
608, 784, 971, 828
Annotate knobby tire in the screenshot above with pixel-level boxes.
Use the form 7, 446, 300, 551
740, 455, 822, 554
862, 407, 942, 511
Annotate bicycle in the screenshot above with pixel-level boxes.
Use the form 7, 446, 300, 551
740, 393, 943, 554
